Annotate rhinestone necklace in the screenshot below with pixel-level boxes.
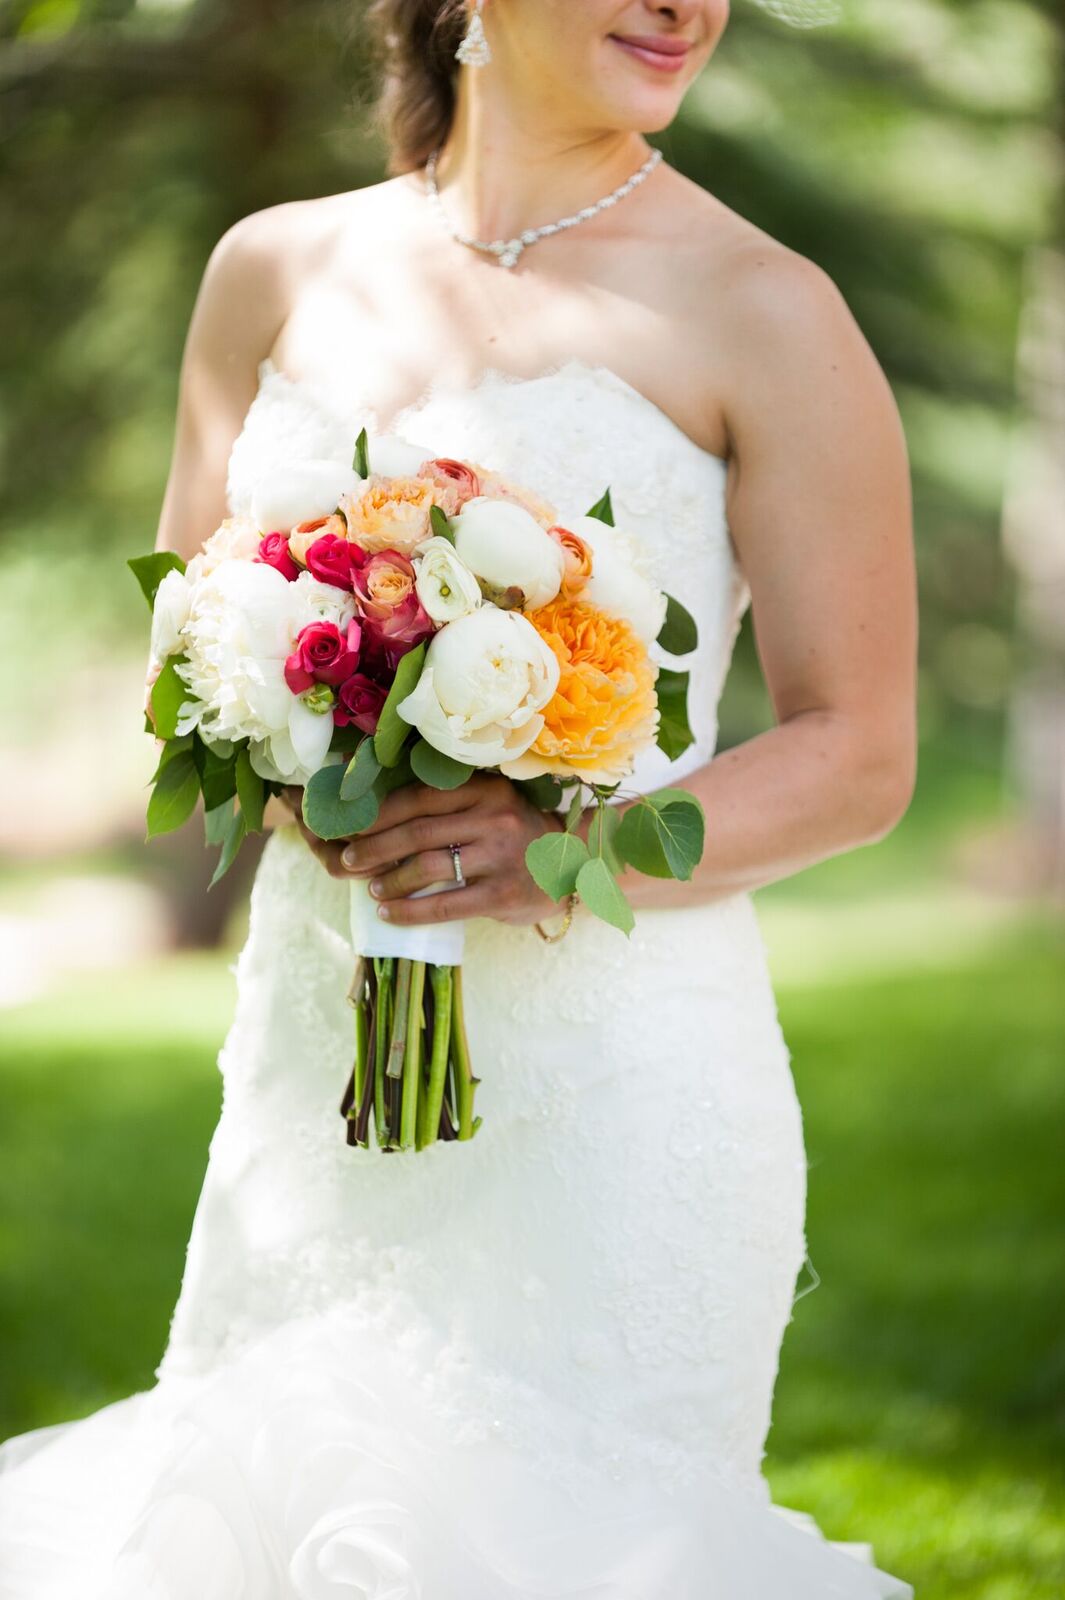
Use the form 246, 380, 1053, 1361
423, 146, 663, 270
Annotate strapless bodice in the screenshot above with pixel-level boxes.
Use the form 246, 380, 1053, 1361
226, 358, 750, 796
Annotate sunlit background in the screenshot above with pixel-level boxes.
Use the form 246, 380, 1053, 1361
1, 1, 1063, 1594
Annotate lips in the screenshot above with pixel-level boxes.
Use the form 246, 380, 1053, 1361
608, 32, 692, 73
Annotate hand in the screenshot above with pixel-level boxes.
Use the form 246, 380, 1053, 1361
287, 774, 571, 928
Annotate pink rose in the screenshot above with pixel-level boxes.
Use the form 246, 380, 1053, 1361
284, 618, 363, 694
256, 532, 300, 582
333, 672, 389, 733
354, 550, 434, 643
306, 532, 367, 592
418, 457, 481, 515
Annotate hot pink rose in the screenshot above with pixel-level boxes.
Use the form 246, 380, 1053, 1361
284, 618, 362, 694
306, 532, 367, 591
418, 457, 481, 515
256, 532, 300, 582
333, 672, 389, 733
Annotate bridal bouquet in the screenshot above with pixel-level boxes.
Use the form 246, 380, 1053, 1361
132, 424, 705, 1153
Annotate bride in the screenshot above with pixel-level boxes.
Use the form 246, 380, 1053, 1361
0, 1, 918, 1595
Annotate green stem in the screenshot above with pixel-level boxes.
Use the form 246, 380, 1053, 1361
399, 960, 425, 1150
373, 956, 393, 1148
419, 965, 453, 1149
387, 958, 412, 1080
352, 995, 369, 1141
451, 965, 479, 1140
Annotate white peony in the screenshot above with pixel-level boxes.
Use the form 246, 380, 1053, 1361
149, 566, 193, 670
453, 497, 564, 610
397, 605, 560, 767
413, 536, 482, 624
566, 515, 667, 644
185, 515, 262, 584
175, 562, 355, 785
365, 435, 434, 478
251, 460, 362, 535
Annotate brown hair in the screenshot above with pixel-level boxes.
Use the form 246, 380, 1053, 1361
366, 0, 469, 175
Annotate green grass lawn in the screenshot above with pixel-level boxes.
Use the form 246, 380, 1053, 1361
1, 737, 1062, 1597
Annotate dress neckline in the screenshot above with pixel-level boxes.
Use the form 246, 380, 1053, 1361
256, 355, 730, 474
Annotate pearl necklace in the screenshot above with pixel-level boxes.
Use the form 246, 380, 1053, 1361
423, 146, 663, 270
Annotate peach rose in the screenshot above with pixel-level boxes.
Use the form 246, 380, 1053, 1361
418, 457, 481, 516
339, 476, 436, 556
289, 513, 348, 567
500, 597, 659, 785
547, 524, 594, 599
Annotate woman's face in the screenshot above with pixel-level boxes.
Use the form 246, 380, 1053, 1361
487, 0, 728, 134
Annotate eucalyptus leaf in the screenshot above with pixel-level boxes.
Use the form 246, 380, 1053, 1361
150, 655, 190, 742
376, 749, 415, 797
585, 487, 614, 526
564, 786, 585, 833
615, 789, 705, 881
525, 830, 589, 901
353, 427, 370, 479
146, 750, 199, 838
410, 738, 475, 790
209, 805, 247, 888
587, 801, 622, 873
657, 593, 699, 655
575, 856, 634, 936
304, 763, 381, 840
128, 550, 185, 610
235, 747, 265, 833
655, 667, 695, 761
515, 773, 564, 812
341, 737, 382, 801
373, 643, 426, 768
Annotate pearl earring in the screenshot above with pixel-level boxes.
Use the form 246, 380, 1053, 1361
456, 0, 491, 67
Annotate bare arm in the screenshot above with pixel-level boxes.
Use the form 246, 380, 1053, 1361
617, 247, 918, 909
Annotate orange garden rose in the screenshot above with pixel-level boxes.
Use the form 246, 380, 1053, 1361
340, 476, 437, 556
516, 597, 659, 784
547, 524, 594, 599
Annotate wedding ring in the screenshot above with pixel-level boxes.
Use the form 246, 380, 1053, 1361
448, 843, 466, 887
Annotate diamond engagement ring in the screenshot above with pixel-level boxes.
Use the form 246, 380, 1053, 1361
448, 843, 466, 887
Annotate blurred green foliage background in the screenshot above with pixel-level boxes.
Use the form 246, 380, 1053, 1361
0, 2, 1063, 1596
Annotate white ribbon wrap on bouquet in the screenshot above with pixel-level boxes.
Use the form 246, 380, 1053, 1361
349, 876, 466, 966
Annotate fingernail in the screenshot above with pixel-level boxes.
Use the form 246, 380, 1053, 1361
376, 904, 390, 920
369, 880, 383, 898
342, 848, 357, 869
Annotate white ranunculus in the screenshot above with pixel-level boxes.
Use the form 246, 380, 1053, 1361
149, 566, 193, 668
566, 515, 667, 644
413, 536, 482, 624
176, 560, 355, 784
453, 497, 564, 610
251, 460, 362, 534
366, 435, 434, 478
397, 605, 559, 767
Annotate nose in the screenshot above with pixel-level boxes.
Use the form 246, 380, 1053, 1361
641, 0, 705, 22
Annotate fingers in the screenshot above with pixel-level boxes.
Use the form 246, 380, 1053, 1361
357, 772, 503, 838
377, 877, 496, 926
340, 810, 481, 876
368, 843, 483, 902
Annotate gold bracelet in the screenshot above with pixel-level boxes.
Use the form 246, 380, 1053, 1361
534, 890, 578, 943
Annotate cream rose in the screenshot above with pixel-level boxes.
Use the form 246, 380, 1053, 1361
412, 536, 482, 624
396, 605, 560, 767
452, 498, 565, 610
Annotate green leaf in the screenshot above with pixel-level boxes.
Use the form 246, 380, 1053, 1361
655, 666, 695, 762
146, 749, 200, 838
341, 737, 381, 801
515, 773, 564, 812
585, 487, 614, 526
329, 723, 362, 753
353, 427, 370, 479
373, 642, 426, 768
128, 550, 185, 610
150, 732, 193, 783
564, 786, 585, 833
376, 749, 415, 797
587, 801, 622, 873
575, 856, 634, 936
204, 799, 234, 847
429, 505, 455, 545
150, 654, 191, 741
209, 805, 247, 887
657, 593, 699, 655
410, 738, 475, 790
303, 763, 381, 840
235, 747, 265, 833
615, 789, 706, 881
525, 829, 589, 901
192, 734, 239, 811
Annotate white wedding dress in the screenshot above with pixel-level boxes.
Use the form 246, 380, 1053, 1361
0, 359, 911, 1599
